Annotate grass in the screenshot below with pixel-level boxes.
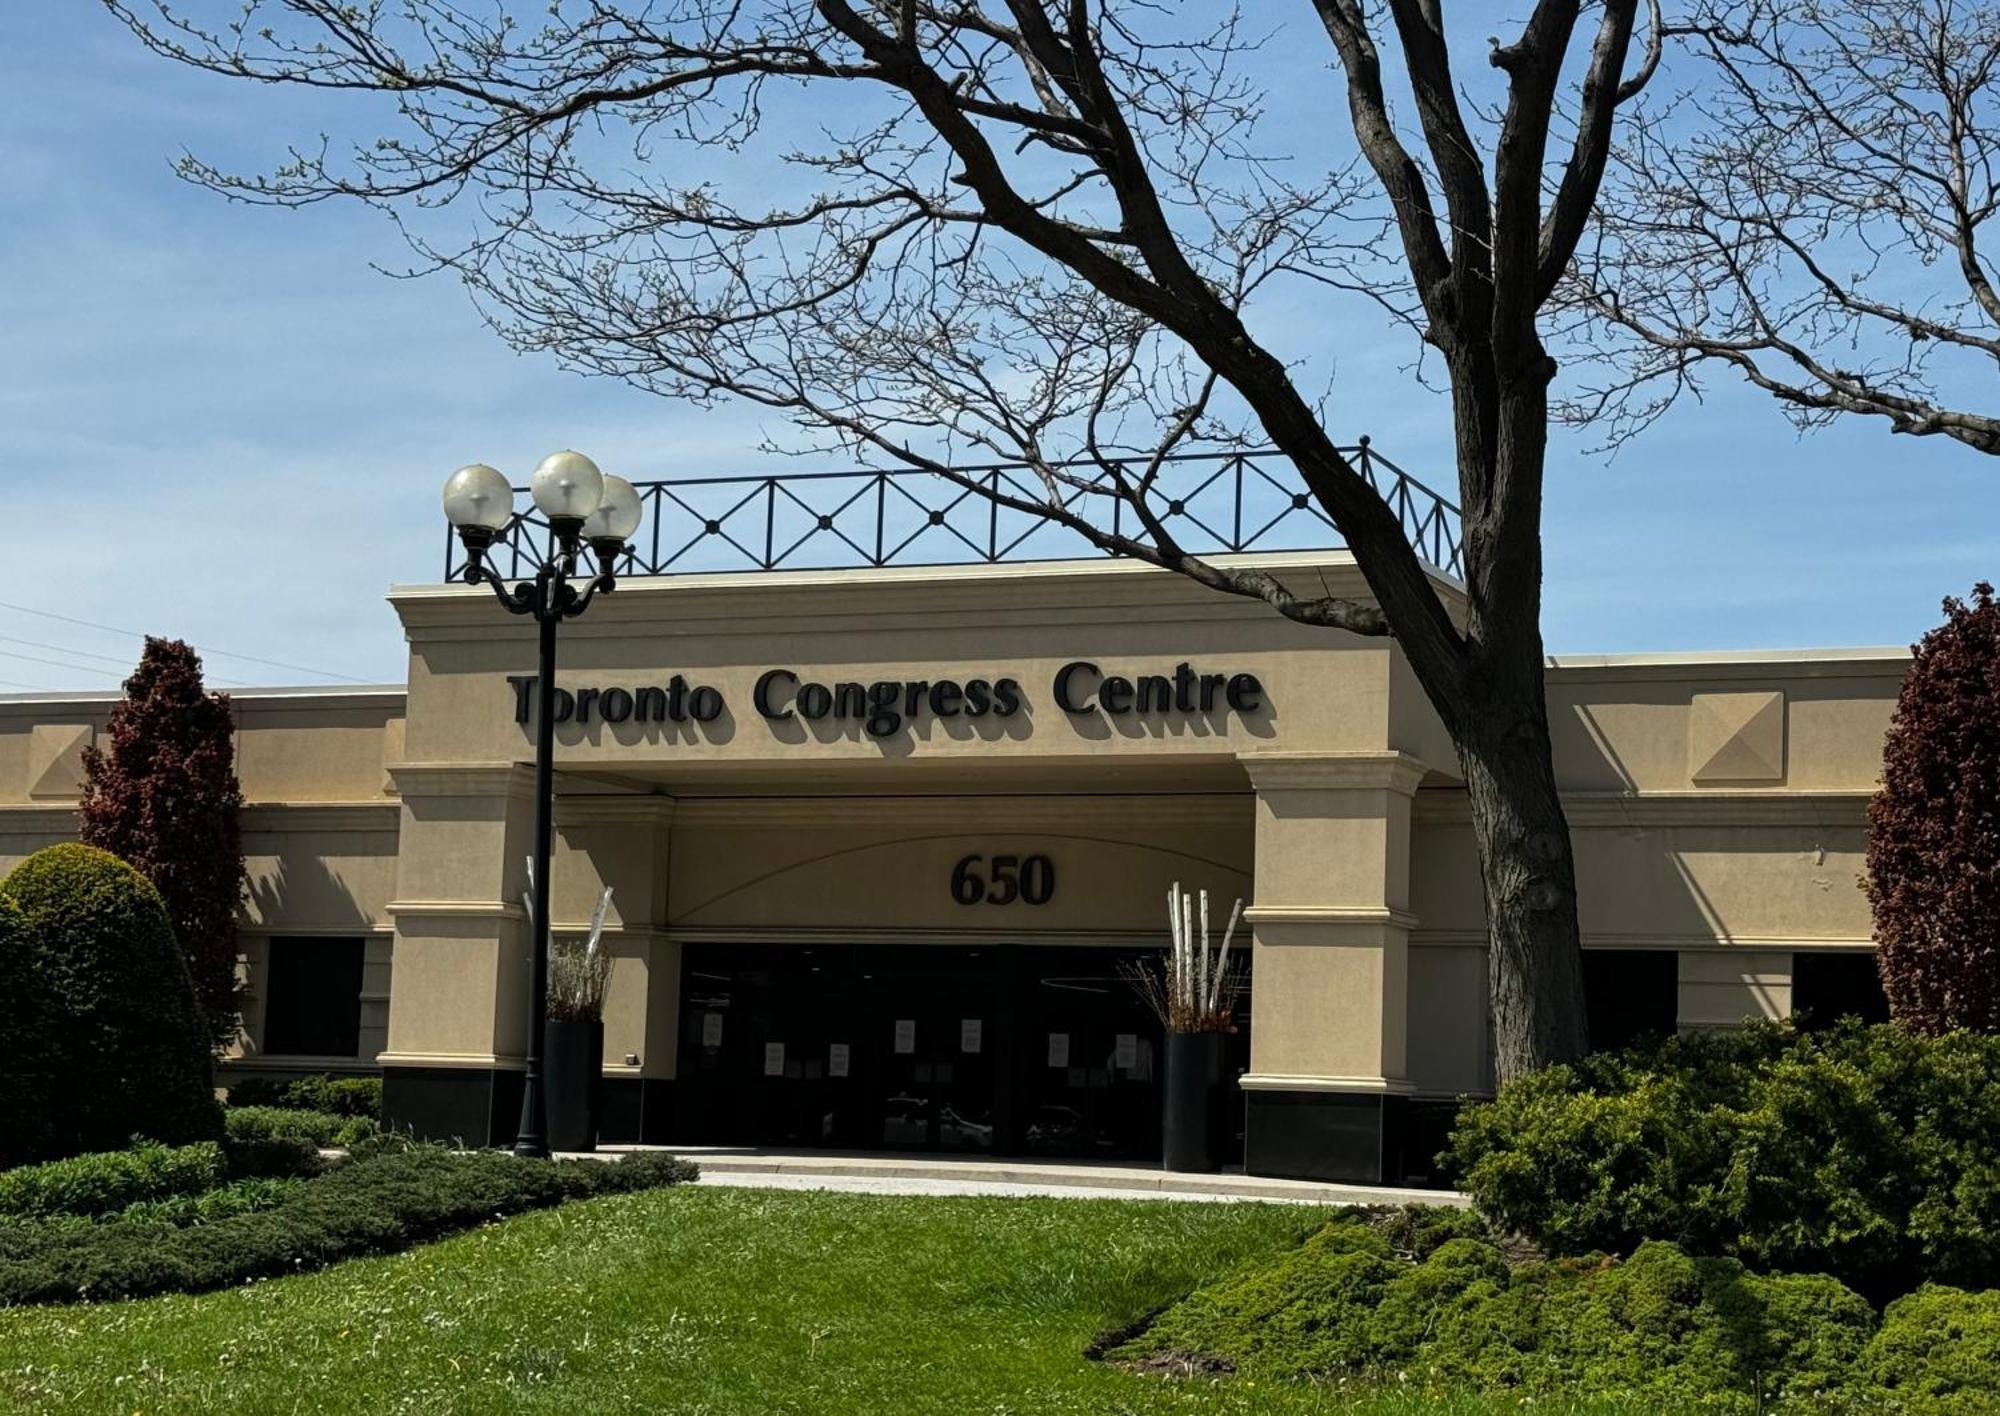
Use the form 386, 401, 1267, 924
0, 1186, 1681, 1415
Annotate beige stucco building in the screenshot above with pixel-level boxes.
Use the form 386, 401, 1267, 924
0, 550, 1904, 1183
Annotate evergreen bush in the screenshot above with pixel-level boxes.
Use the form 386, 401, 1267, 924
0, 844, 223, 1162
1868, 583, 2000, 1032
1860, 1286, 2000, 1412
223, 1106, 379, 1149
1114, 1214, 1879, 1407
226, 1075, 381, 1118
0, 1147, 700, 1306
1444, 1021, 2000, 1298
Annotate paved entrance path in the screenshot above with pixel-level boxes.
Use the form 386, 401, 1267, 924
590, 1145, 1468, 1207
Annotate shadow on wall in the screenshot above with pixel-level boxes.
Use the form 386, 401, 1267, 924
243, 844, 384, 935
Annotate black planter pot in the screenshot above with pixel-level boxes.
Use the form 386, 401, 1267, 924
545, 1018, 604, 1153
1162, 1030, 1226, 1173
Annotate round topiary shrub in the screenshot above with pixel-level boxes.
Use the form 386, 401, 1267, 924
1867, 582, 2000, 1033
0, 843, 223, 1160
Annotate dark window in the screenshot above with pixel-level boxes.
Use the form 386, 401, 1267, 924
1582, 949, 1679, 1052
262, 937, 365, 1057
1792, 951, 1890, 1029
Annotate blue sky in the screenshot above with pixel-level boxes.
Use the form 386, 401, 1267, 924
2, 2, 1994, 691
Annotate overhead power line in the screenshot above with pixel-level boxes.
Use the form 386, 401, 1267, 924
0, 649, 128, 679
0, 634, 245, 686
0, 599, 370, 684
0, 635, 153, 668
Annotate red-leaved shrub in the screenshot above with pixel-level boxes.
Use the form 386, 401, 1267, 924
79, 637, 247, 1048
1867, 584, 2000, 1033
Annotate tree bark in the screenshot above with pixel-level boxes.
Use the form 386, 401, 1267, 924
1449, 345, 1591, 1078
1457, 698, 1591, 1077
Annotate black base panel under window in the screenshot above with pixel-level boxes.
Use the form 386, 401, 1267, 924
672, 941, 1250, 1163
1792, 951, 1891, 1028
1244, 1090, 1410, 1185
382, 1067, 525, 1149
599, 1078, 677, 1145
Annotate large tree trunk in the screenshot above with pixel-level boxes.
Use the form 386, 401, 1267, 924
1458, 698, 1591, 1079
1445, 346, 1590, 1080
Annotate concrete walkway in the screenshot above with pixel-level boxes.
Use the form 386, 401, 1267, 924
589, 1144, 1467, 1207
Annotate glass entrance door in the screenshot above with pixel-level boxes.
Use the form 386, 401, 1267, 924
675, 940, 1245, 1160
874, 949, 996, 1152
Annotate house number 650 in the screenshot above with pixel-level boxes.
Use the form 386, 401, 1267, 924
950, 854, 1055, 906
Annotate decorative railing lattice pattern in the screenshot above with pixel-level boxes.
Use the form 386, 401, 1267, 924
444, 443, 1463, 582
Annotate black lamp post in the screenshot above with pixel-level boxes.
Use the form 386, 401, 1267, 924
441, 451, 643, 1158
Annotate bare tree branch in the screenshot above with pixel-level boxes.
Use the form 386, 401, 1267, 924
104, 0, 1637, 1073
1566, 0, 2000, 458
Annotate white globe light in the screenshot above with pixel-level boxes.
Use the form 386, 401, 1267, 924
441, 463, 515, 531
581, 473, 643, 545
529, 449, 605, 524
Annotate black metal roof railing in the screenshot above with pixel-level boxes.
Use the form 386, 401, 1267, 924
444, 442, 1463, 582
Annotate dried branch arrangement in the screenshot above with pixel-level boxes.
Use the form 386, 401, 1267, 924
525, 859, 616, 1023
1125, 883, 1245, 1035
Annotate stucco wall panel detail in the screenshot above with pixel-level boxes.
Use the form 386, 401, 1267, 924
669, 813, 1249, 934
26, 723, 92, 800
1406, 942, 1491, 1096
1690, 691, 1786, 784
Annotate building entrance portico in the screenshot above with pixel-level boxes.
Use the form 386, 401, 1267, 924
374, 553, 1448, 1182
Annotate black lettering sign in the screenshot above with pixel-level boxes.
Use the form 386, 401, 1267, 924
1050, 660, 1265, 720
754, 669, 1024, 739
951, 853, 1056, 906
512, 662, 1265, 734
510, 673, 723, 725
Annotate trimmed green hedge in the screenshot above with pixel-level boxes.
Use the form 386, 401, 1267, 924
0, 1142, 225, 1222
1862, 1286, 2000, 1412
1115, 1211, 1998, 1410
223, 1106, 379, 1150
1445, 1021, 2000, 1298
226, 1075, 380, 1119
0, 1147, 699, 1306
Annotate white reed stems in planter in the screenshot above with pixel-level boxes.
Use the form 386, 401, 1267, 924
524, 858, 616, 1023
1126, 882, 1245, 1033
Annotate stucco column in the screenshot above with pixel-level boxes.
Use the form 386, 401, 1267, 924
378, 761, 538, 1144
1237, 750, 1427, 1183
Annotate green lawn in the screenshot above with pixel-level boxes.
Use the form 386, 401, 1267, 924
0, 1186, 1660, 1415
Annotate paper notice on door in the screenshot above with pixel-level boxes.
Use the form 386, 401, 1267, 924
1114, 1033, 1139, 1070
961, 1018, 983, 1053
828, 1042, 850, 1078
1046, 1032, 1070, 1067
763, 1042, 785, 1076
893, 1019, 916, 1054
701, 1012, 724, 1048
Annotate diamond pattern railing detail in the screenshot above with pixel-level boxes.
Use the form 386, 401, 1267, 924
446, 445, 1463, 583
